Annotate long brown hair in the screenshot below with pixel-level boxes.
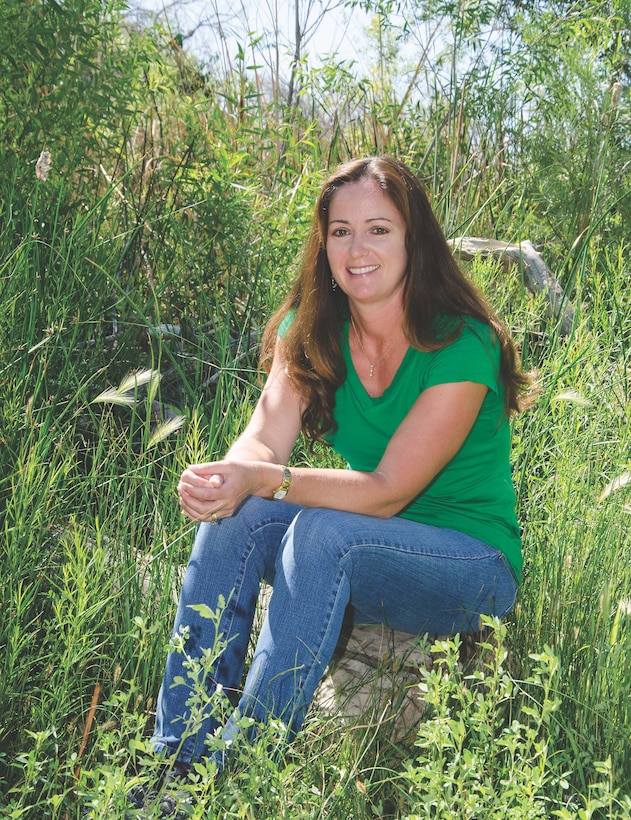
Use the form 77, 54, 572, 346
261, 156, 531, 442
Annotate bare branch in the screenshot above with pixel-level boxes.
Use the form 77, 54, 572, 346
448, 237, 575, 337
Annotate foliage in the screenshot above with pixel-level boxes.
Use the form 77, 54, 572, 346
402, 623, 631, 818
1, 0, 631, 816
403, 625, 562, 818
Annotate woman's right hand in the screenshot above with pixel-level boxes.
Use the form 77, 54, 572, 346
178, 461, 250, 522
177, 460, 287, 522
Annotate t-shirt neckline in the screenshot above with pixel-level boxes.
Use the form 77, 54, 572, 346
343, 321, 415, 405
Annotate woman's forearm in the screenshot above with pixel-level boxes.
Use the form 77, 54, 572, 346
224, 436, 278, 465
253, 462, 406, 518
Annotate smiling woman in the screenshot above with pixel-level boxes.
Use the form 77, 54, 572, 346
325, 176, 410, 394
136, 155, 533, 816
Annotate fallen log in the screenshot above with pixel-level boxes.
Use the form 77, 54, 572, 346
448, 237, 575, 337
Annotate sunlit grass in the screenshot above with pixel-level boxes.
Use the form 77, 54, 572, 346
3, 213, 631, 816
2, 26, 631, 816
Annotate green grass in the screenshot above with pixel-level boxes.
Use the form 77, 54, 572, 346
2, 0, 631, 815
3, 211, 631, 817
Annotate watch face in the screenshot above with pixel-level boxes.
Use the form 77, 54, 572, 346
274, 489, 288, 499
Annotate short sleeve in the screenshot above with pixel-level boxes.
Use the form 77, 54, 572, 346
424, 320, 501, 394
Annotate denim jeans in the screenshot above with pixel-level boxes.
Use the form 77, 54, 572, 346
151, 496, 518, 764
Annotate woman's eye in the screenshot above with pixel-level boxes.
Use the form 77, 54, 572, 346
372, 226, 388, 235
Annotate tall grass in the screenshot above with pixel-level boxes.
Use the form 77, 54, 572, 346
3, 191, 631, 818
1, 0, 631, 817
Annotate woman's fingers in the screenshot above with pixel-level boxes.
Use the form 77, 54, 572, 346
179, 495, 227, 522
178, 483, 239, 522
177, 461, 253, 522
179, 469, 223, 496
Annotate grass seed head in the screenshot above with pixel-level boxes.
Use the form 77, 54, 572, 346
36, 150, 51, 181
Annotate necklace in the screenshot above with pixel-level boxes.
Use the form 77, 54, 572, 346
350, 315, 403, 378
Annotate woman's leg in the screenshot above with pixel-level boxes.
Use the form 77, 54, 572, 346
224, 507, 517, 745
150, 496, 302, 764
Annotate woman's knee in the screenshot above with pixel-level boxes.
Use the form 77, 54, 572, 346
281, 507, 351, 569
192, 496, 270, 548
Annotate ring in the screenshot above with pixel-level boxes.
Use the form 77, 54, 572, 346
210, 513, 218, 524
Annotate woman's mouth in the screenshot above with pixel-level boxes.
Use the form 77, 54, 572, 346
348, 264, 380, 275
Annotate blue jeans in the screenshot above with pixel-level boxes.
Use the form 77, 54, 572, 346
151, 496, 517, 764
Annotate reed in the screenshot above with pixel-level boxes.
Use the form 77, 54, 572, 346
1, 0, 630, 816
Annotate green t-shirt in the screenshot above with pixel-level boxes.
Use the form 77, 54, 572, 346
279, 312, 522, 579
327, 318, 522, 580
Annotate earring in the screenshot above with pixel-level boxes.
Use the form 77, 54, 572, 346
331, 277, 338, 291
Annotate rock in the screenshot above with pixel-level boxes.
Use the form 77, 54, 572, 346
314, 622, 442, 742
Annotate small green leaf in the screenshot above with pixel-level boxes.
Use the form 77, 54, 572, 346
187, 603, 216, 619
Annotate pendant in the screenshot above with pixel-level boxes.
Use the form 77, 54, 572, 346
369, 365, 375, 377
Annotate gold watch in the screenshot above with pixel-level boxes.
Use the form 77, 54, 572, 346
272, 466, 292, 500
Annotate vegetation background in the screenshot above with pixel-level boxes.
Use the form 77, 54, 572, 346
1, 0, 631, 816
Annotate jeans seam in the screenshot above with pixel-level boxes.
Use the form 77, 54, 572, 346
343, 540, 508, 562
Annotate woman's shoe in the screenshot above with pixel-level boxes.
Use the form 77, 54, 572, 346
156, 790, 194, 818
126, 761, 193, 818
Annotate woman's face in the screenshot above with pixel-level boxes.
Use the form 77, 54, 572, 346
325, 177, 408, 312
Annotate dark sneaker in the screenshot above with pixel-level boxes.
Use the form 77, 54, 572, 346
126, 782, 147, 811
126, 761, 193, 818
157, 790, 194, 818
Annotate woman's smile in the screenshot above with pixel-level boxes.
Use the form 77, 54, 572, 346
348, 264, 381, 275
326, 177, 408, 308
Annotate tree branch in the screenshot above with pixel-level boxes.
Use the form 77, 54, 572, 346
448, 236, 575, 337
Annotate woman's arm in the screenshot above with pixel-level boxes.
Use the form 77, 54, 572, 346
178, 338, 304, 519
224, 346, 304, 466
179, 347, 488, 521
282, 380, 488, 517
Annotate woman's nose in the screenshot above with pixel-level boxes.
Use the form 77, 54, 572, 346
350, 233, 366, 256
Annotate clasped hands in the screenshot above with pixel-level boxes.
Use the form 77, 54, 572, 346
177, 461, 258, 523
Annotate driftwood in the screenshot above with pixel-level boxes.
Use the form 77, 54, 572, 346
448, 237, 575, 337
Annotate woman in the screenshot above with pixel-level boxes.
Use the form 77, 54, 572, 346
144, 156, 530, 807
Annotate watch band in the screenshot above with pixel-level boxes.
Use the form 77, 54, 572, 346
272, 466, 292, 500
